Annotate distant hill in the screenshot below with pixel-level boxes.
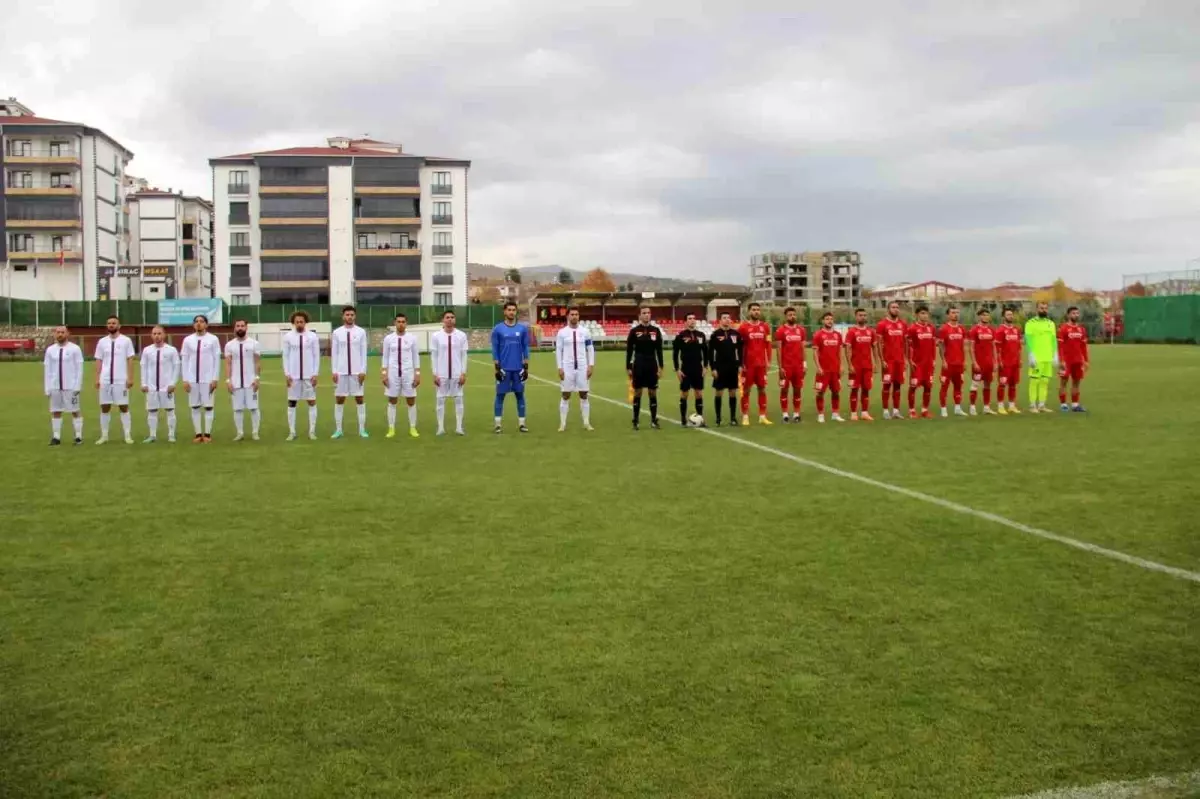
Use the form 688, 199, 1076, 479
468, 263, 746, 293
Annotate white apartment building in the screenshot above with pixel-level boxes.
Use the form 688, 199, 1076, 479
210, 137, 470, 307
750, 251, 863, 308
125, 189, 214, 300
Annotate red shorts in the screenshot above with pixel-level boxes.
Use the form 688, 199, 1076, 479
940, 364, 965, 385
848, 367, 874, 391
972, 364, 994, 383
779, 365, 805, 390
814, 370, 842, 393
1059, 362, 1086, 381
742, 363, 768, 389
997, 364, 1021, 387
909, 363, 934, 387
882, 361, 906, 386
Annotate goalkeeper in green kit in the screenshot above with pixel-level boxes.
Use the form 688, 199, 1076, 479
1023, 300, 1057, 413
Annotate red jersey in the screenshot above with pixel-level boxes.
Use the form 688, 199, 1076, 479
774, 324, 807, 369
1058, 323, 1089, 364
846, 325, 876, 370
812, 328, 844, 373
938, 323, 967, 366
876, 317, 907, 362
996, 324, 1022, 367
738, 320, 772, 368
968, 324, 997, 366
907, 322, 937, 366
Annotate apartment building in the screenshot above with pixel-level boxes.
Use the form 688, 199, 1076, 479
210, 137, 470, 307
749, 251, 863, 308
125, 189, 214, 300
1, 103, 132, 301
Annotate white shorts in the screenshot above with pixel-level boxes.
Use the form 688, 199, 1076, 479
385, 373, 417, 399
146, 390, 175, 411
335, 374, 366, 398
99, 384, 129, 406
187, 382, 213, 408
436, 377, 463, 398
288, 378, 317, 403
560, 368, 590, 393
49, 390, 80, 414
231, 387, 259, 411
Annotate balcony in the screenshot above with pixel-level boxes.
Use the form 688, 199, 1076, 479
260, 216, 328, 226
432, 244, 453, 255
6, 249, 82, 262
5, 216, 81, 229
228, 182, 249, 195
228, 213, 251, 226
260, 248, 329, 258
354, 185, 420, 196
3, 146, 81, 166
354, 215, 420, 226
431, 184, 452, 195
431, 214, 453, 225
356, 246, 420, 257
229, 245, 251, 256
259, 185, 326, 195
5, 177, 80, 196
433, 274, 454, 286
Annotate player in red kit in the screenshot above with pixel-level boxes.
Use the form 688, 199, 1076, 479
1057, 305, 1089, 413
737, 303, 773, 425
937, 306, 968, 417
774, 306, 807, 423
812, 312, 845, 423
845, 308, 877, 421
995, 307, 1023, 414
967, 308, 998, 416
875, 301, 907, 420
906, 306, 937, 418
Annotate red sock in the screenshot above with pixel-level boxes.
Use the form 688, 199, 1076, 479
1059, 387, 1067, 404
907, 386, 917, 410
893, 386, 902, 410
983, 385, 991, 405
831, 393, 840, 414
793, 396, 802, 415
849, 389, 859, 413
860, 391, 869, 413
1008, 384, 1017, 403
922, 388, 931, 411
939, 383, 949, 408
970, 388, 978, 405
881, 385, 891, 411
953, 387, 962, 405
816, 394, 825, 414
758, 390, 767, 415
741, 392, 749, 415
780, 389, 789, 413
1071, 390, 1080, 404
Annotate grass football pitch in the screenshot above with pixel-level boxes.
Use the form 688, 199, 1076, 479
1, 344, 1197, 798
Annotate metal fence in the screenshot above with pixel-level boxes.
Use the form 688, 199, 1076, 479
1123, 267, 1200, 297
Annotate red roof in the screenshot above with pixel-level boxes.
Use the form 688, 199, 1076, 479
213, 145, 410, 159
0, 114, 83, 126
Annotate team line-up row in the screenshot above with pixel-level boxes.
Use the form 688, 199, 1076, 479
36, 301, 1091, 444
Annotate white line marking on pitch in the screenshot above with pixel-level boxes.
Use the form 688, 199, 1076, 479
491, 362, 1200, 585
1006, 770, 1200, 798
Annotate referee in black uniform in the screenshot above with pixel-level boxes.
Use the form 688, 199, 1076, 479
673, 313, 708, 426
625, 305, 664, 430
707, 311, 743, 426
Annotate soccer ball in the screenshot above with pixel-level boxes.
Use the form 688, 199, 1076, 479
688, 413, 705, 427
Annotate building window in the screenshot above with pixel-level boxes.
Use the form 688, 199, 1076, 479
260, 260, 329, 281
8, 234, 33, 252
7, 171, 32, 188
51, 236, 65, 252
356, 288, 421, 305
260, 196, 328, 217
259, 166, 327, 186
260, 289, 330, 304
49, 141, 71, 157
356, 197, 418, 219
432, 231, 452, 255
6, 140, 32, 157
354, 257, 420, 281
434, 292, 452, 306
432, 201, 452, 223
49, 172, 72, 188
231, 232, 249, 248
261, 228, 328, 250
231, 294, 250, 305
357, 232, 377, 250
230, 170, 249, 187
230, 265, 252, 287
389, 232, 415, 249
229, 201, 250, 225
434, 262, 452, 276
433, 171, 451, 187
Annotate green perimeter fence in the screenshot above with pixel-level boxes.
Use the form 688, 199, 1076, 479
1122, 295, 1200, 343
1, 299, 506, 330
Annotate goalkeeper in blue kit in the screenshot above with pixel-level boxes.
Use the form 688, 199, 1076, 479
491, 301, 531, 433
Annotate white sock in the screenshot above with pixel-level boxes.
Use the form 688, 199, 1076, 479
436, 397, 446, 431
204, 408, 214, 434
100, 412, 110, 437
407, 404, 417, 428
51, 417, 63, 439
233, 410, 245, 436
287, 405, 297, 434
494, 416, 502, 427
147, 413, 158, 439
167, 411, 176, 438
560, 400, 569, 426
308, 404, 318, 434
251, 409, 261, 435
454, 397, 464, 431
581, 399, 590, 425
191, 407, 201, 433
518, 416, 526, 426
387, 403, 397, 428
356, 403, 366, 432
120, 411, 131, 438
73, 416, 83, 439
334, 404, 344, 432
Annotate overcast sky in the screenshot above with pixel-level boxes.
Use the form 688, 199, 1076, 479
3, 0, 1197, 288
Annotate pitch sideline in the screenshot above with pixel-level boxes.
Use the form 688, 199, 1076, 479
1006, 769, 1200, 798
483, 360, 1200, 586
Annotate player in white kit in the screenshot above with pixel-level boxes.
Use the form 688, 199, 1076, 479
330, 305, 370, 439
380, 312, 421, 439
555, 307, 595, 432
139, 325, 180, 443
43, 325, 84, 445
180, 314, 222, 442
282, 310, 321, 440
93, 315, 135, 444
430, 309, 469, 435
224, 319, 262, 441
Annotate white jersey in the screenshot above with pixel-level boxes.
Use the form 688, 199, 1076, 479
430, 328, 468, 381
555, 325, 595, 371
44, 341, 84, 394
381, 331, 420, 377
283, 329, 321, 381
94, 334, 135, 385
330, 324, 369, 377
140, 344, 180, 392
180, 332, 222, 384
224, 337, 261, 389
